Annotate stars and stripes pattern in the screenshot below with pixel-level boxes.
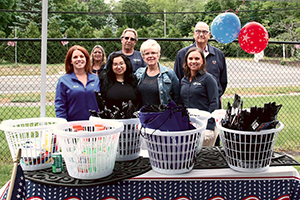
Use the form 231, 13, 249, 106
2, 178, 299, 200
1, 164, 27, 200
211, 13, 241, 44
7, 41, 16, 47
61, 34, 69, 46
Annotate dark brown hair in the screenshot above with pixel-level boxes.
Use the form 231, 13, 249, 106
65, 45, 92, 74
183, 47, 207, 78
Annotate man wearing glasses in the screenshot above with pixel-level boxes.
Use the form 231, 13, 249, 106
108, 28, 147, 72
174, 21, 227, 146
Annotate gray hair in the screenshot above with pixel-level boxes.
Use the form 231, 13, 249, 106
194, 21, 210, 31
121, 28, 138, 41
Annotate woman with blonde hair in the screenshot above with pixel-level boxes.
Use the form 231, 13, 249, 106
135, 39, 179, 106
90, 45, 107, 76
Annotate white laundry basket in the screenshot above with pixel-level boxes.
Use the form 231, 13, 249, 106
0, 117, 67, 171
216, 120, 284, 172
90, 117, 142, 161
54, 120, 123, 179
212, 109, 227, 123
187, 108, 211, 128
141, 117, 205, 174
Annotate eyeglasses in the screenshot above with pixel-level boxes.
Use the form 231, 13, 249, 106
113, 62, 124, 67
123, 36, 136, 41
144, 52, 158, 56
195, 30, 209, 35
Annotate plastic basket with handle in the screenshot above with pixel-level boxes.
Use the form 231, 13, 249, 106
141, 117, 205, 174
90, 117, 141, 161
187, 108, 211, 128
0, 117, 67, 171
54, 120, 123, 179
216, 120, 284, 172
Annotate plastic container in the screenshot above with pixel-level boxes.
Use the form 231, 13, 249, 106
216, 121, 284, 172
0, 117, 67, 171
90, 117, 141, 161
54, 120, 123, 179
212, 109, 227, 123
141, 117, 205, 174
187, 108, 211, 128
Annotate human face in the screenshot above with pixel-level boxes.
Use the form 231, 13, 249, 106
187, 51, 203, 74
121, 31, 136, 51
71, 50, 86, 71
93, 48, 103, 62
193, 22, 210, 46
112, 56, 127, 76
143, 47, 159, 67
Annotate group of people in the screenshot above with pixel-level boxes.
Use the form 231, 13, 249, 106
55, 22, 227, 147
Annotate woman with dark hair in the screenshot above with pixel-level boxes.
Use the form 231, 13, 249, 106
180, 47, 219, 146
100, 52, 141, 111
55, 45, 100, 121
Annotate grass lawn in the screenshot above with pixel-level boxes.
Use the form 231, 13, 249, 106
0, 163, 13, 189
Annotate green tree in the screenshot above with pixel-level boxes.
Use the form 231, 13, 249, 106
48, 20, 62, 38
78, 24, 97, 50
0, 0, 17, 36
65, 26, 79, 38
13, 0, 59, 32
113, 0, 153, 30
64, 26, 79, 51
79, 24, 96, 39
137, 26, 151, 38
48, 19, 65, 64
105, 14, 118, 36
100, 26, 120, 55
86, 0, 110, 29
161, 25, 184, 60
20, 22, 41, 64
59, 1, 90, 32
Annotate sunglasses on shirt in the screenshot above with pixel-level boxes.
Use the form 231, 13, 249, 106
123, 36, 136, 41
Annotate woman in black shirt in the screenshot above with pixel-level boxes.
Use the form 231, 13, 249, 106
100, 52, 141, 112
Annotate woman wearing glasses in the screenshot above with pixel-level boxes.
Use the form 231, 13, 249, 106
90, 45, 107, 76
135, 39, 180, 106
100, 52, 141, 115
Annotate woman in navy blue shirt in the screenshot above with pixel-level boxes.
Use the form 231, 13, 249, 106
180, 47, 219, 146
55, 45, 100, 121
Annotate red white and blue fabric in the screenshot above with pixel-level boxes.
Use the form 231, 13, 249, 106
2, 177, 300, 200
1, 164, 27, 200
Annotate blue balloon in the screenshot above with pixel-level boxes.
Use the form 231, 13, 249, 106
211, 13, 241, 44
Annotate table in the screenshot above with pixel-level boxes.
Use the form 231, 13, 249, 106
1, 147, 300, 200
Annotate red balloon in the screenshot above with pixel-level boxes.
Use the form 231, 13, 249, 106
239, 22, 269, 54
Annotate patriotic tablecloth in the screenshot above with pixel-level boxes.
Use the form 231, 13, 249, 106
1, 166, 300, 200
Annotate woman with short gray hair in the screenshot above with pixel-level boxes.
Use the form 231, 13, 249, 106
135, 39, 180, 106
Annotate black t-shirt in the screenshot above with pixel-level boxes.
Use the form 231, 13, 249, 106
105, 81, 139, 109
138, 73, 160, 106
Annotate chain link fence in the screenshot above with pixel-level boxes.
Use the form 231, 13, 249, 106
0, 38, 299, 163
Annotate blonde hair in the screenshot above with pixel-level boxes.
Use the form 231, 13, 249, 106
140, 39, 161, 58
90, 45, 107, 67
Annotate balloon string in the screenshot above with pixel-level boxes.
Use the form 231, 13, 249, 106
235, 0, 246, 14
